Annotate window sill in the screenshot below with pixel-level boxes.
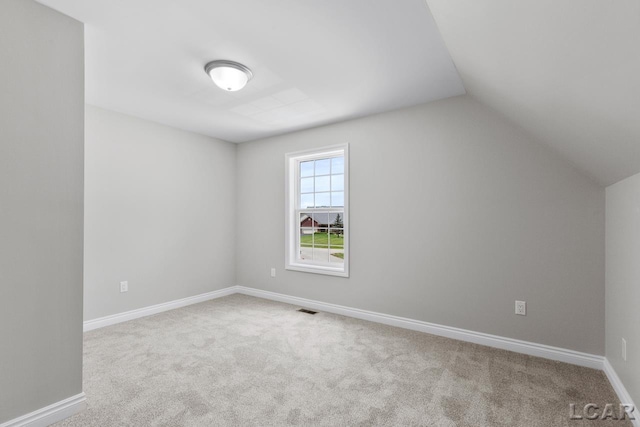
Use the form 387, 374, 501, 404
285, 263, 349, 278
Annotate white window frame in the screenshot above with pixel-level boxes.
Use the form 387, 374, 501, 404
285, 144, 349, 277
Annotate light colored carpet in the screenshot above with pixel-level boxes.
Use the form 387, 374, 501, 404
56, 294, 630, 426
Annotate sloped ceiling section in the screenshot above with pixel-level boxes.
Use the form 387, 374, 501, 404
427, 0, 640, 186
36, 0, 464, 143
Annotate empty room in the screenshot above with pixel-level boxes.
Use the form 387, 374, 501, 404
1, 0, 639, 426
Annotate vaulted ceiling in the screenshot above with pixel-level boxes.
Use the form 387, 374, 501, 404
427, 0, 640, 185
38, 0, 640, 186
36, 0, 464, 143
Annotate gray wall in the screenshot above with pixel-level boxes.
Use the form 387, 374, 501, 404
84, 106, 236, 321
236, 95, 606, 355
0, 0, 84, 422
606, 173, 640, 404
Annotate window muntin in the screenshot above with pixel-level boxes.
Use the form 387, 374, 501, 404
285, 145, 349, 277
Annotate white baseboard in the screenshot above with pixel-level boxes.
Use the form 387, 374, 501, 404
82, 285, 604, 370
9, 286, 628, 427
604, 358, 639, 426
80, 285, 638, 424
0, 393, 86, 427
83, 286, 237, 332
236, 286, 604, 370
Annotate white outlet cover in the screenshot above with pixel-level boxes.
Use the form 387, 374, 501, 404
270, 268, 276, 278
515, 300, 526, 316
120, 281, 128, 293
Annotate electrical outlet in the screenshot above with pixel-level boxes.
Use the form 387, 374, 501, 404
270, 268, 276, 278
120, 281, 128, 293
515, 300, 526, 316
622, 338, 627, 362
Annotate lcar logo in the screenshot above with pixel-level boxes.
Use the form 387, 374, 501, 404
569, 403, 635, 421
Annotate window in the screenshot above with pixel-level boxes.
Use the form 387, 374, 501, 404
285, 144, 349, 277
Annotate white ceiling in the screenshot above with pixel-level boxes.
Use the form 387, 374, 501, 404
36, 0, 465, 143
427, 0, 640, 186
35, 0, 640, 185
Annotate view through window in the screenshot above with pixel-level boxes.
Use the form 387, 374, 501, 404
286, 145, 349, 276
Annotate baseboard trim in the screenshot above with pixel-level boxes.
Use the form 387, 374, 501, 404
236, 286, 604, 370
603, 358, 639, 426
0, 393, 86, 427
83, 286, 237, 332
78, 285, 638, 422
83, 285, 606, 369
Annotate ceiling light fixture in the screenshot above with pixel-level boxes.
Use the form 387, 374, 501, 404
204, 60, 253, 92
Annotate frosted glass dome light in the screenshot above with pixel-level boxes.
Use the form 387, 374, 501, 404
204, 60, 253, 92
